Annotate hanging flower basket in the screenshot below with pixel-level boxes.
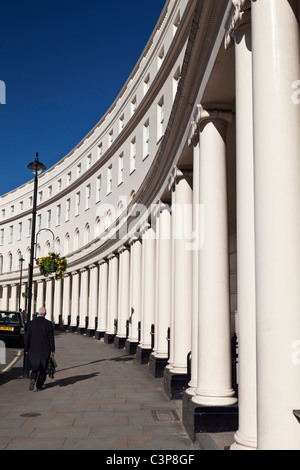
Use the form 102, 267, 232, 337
37, 252, 67, 279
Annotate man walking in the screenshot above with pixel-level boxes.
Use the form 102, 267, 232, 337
25, 307, 55, 391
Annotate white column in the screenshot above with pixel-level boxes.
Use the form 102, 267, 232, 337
252, 0, 300, 450
192, 106, 237, 407
117, 246, 130, 341
10, 284, 18, 312
187, 122, 201, 395
36, 280, 45, 310
227, 0, 257, 451
87, 264, 98, 333
70, 271, 79, 328
169, 167, 193, 374
45, 278, 53, 322
62, 274, 71, 326
140, 223, 156, 351
79, 268, 89, 329
20, 283, 27, 311
127, 237, 142, 348
97, 260, 108, 335
153, 203, 171, 359
1, 286, 8, 310
106, 254, 118, 337
53, 277, 62, 325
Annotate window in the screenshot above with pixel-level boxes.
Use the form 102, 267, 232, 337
108, 130, 113, 147
0, 229, 4, 245
10, 205, 14, 215
18, 222, 22, 241
28, 218, 32, 237
158, 46, 164, 70
47, 210, 52, 228
0, 256, 3, 274
58, 179, 62, 191
74, 229, 80, 251
157, 97, 164, 140
9, 226, 13, 243
76, 192, 81, 216
118, 154, 124, 185
67, 172, 72, 185
48, 186, 52, 198
56, 204, 61, 226
64, 234, 70, 255
86, 184, 91, 210
39, 191, 43, 203
119, 115, 125, 133
107, 165, 112, 194
38, 214, 42, 230
130, 138, 136, 173
131, 96, 137, 116
84, 224, 90, 245
77, 163, 82, 178
19, 201, 23, 212
66, 198, 71, 221
97, 176, 102, 202
143, 120, 150, 159
1, 209, 5, 219
97, 143, 103, 160
87, 154, 92, 169
144, 74, 150, 95
8, 253, 12, 273
29, 196, 33, 208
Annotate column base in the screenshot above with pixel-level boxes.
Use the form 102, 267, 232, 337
95, 331, 105, 340
125, 339, 139, 355
104, 332, 115, 344
163, 367, 189, 400
182, 391, 238, 441
148, 353, 169, 378
86, 329, 95, 338
77, 327, 86, 335
136, 345, 152, 364
114, 335, 126, 349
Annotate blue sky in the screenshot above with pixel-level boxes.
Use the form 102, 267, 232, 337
0, 0, 165, 196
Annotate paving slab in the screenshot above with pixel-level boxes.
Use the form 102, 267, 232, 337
0, 331, 204, 451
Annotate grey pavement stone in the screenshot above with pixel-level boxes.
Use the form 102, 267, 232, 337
0, 332, 203, 450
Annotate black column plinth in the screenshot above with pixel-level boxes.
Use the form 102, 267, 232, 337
163, 367, 189, 400
182, 391, 238, 441
148, 353, 169, 378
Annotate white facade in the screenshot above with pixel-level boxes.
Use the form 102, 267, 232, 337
1, 0, 300, 450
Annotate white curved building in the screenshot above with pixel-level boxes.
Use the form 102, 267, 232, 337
1, 0, 300, 450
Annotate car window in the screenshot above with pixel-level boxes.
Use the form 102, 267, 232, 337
0, 312, 21, 324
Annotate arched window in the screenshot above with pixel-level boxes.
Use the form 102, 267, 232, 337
74, 229, 80, 251
84, 224, 90, 245
64, 233, 70, 255
8, 253, 12, 273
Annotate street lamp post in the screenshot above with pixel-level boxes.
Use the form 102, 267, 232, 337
27, 153, 46, 323
18, 255, 25, 311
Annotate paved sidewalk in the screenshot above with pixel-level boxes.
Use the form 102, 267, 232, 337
0, 331, 203, 451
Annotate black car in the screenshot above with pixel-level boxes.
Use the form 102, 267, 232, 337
0, 311, 25, 347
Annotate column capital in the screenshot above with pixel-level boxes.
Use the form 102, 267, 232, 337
188, 120, 199, 147
225, 0, 251, 49
168, 166, 193, 191
196, 105, 232, 131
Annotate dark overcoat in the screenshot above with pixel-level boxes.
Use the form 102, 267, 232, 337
25, 317, 55, 371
